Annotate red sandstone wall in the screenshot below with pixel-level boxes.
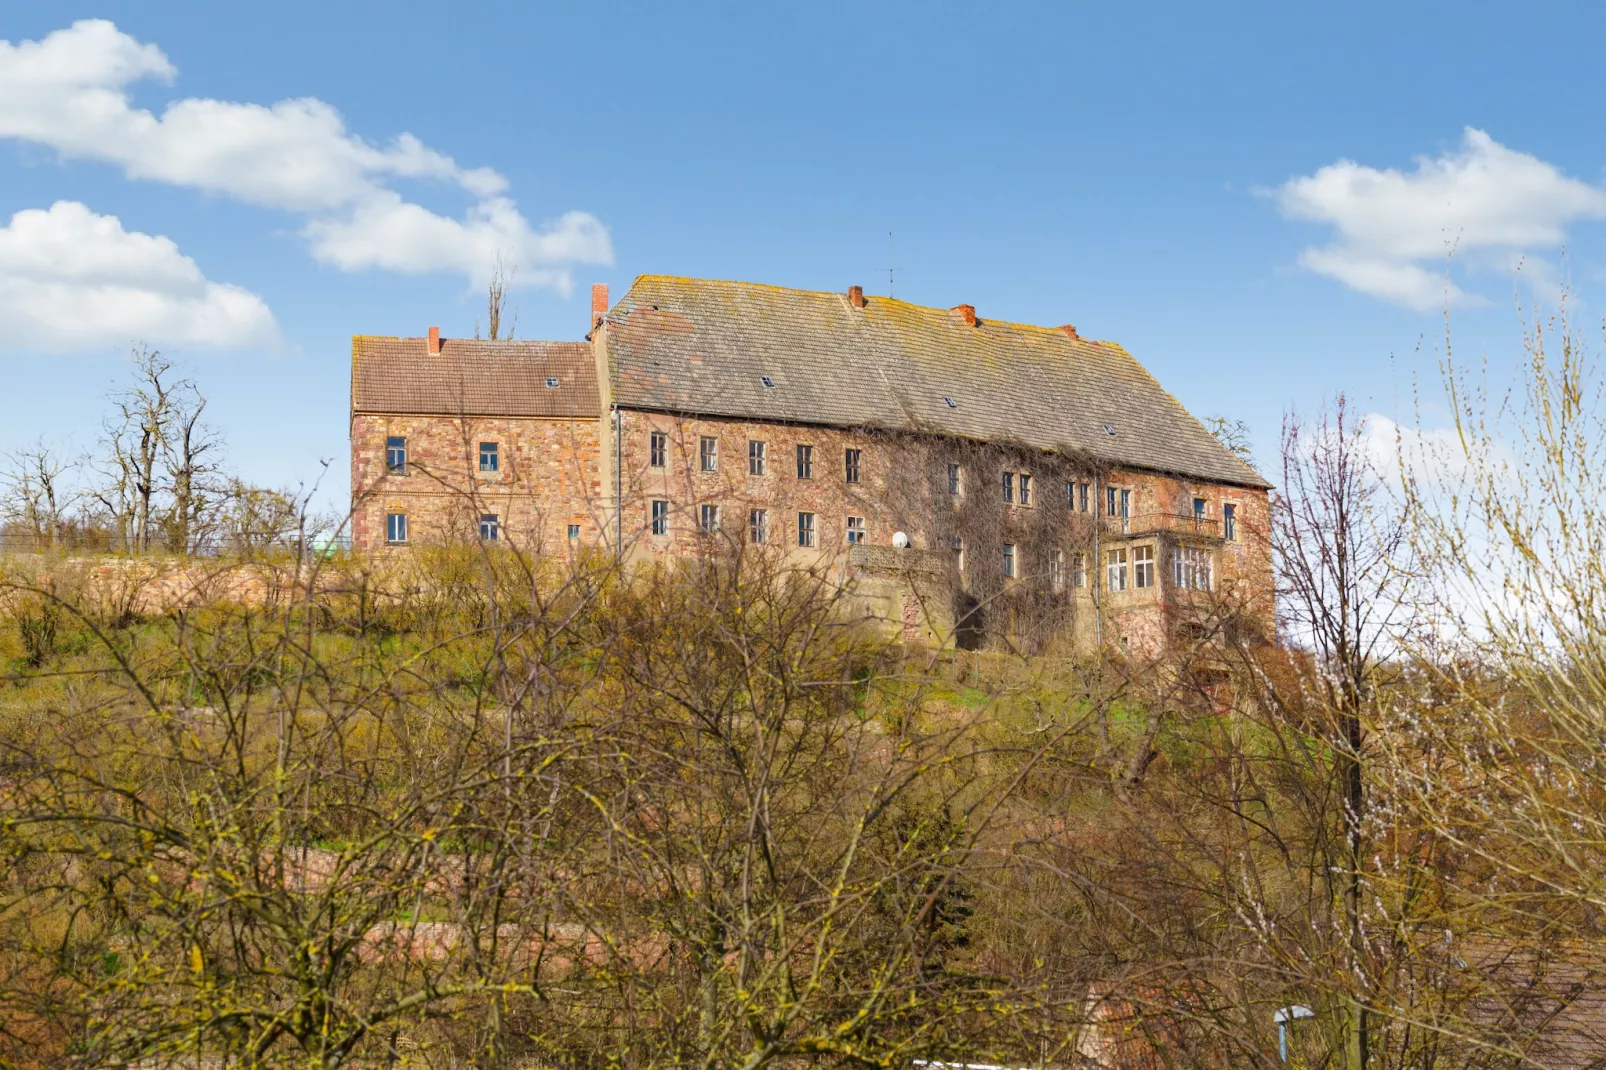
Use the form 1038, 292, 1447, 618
350, 413, 603, 553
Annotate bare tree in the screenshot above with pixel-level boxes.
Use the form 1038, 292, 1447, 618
1274, 396, 1415, 1069
1205, 414, 1258, 470
159, 385, 223, 553
0, 440, 79, 549
94, 346, 215, 554
485, 253, 516, 341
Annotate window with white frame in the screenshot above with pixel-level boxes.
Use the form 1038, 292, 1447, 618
797, 511, 815, 547
796, 444, 814, 479
948, 462, 962, 496
749, 439, 766, 475
651, 499, 669, 536
479, 514, 499, 542
1106, 548, 1129, 591
846, 515, 865, 544
1079, 482, 1091, 512
749, 508, 767, 544
1019, 473, 1032, 506
1223, 503, 1237, 542
1072, 552, 1086, 588
385, 436, 407, 474
649, 431, 667, 467
844, 448, 861, 484
1002, 542, 1016, 578
1050, 548, 1065, 590
478, 441, 499, 472
1174, 546, 1213, 590
699, 503, 720, 533
1002, 471, 1014, 503
1133, 545, 1155, 588
700, 436, 718, 472
1193, 497, 1208, 523
386, 512, 408, 544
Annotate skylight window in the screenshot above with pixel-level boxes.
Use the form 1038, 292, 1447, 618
943, 396, 958, 408
761, 375, 776, 389
545, 377, 560, 388
1103, 423, 1117, 436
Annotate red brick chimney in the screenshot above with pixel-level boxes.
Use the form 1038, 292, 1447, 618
952, 304, 977, 327
427, 326, 441, 355
1058, 324, 1079, 340
848, 284, 865, 308
591, 283, 609, 327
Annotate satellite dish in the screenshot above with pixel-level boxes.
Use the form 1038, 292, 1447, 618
892, 531, 910, 549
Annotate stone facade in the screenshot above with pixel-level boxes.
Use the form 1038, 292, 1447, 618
350, 413, 603, 554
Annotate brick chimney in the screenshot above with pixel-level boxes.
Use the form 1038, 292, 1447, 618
1058, 324, 1079, 340
848, 284, 865, 308
952, 304, 977, 327
591, 283, 609, 327
427, 326, 441, 355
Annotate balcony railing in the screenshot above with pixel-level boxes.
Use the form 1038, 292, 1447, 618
1100, 512, 1222, 540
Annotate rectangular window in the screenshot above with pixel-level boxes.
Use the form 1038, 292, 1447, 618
749, 508, 767, 544
1080, 482, 1090, 512
1106, 548, 1129, 592
844, 448, 861, 484
650, 431, 667, 468
1050, 549, 1065, 590
1122, 489, 1130, 517
1175, 547, 1214, 591
1002, 471, 1014, 503
1223, 503, 1237, 542
1072, 552, 1086, 588
748, 439, 767, 476
479, 441, 499, 472
846, 516, 865, 544
386, 512, 408, 544
567, 524, 580, 539
797, 511, 816, 547
700, 436, 718, 472
1134, 545, 1155, 588
1193, 497, 1208, 522
385, 436, 407, 474
1002, 542, 1016, 578
952, 536, 964, 572
1066, 481, 1075, 508
651, 499, 669, 536
479, 514, 499, 542
1019, 473, 1032, 506
948, 463, 962, 496
796, 444, 814, 479
1106, 486, 1117, 516
699, 503, 720, 533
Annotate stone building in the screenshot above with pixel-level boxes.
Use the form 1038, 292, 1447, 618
351, 276, 1272, 657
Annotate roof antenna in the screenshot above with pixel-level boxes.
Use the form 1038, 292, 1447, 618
888, 230, 894, 298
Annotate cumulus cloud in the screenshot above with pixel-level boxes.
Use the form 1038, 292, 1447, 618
0, 200, 278, 350
0, 20, 610, 288
1272, 128, 1606, 310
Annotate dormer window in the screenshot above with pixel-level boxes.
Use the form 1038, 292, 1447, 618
761, 375, 776, 389
545, 377, 560, 389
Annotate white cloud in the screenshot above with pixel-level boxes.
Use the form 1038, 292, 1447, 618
1272, 128, 1606, 310
0, 200, 278, 350
0, 20, 610, 288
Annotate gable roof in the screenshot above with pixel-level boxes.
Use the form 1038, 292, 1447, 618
602, 276, 1269, 489
351, 337, 598, 419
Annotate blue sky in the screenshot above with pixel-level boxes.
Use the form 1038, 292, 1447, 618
5, 1, 1606, 506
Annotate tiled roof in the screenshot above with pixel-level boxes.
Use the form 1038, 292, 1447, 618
602, 277, 1269, 489
351, 337, 599, 419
